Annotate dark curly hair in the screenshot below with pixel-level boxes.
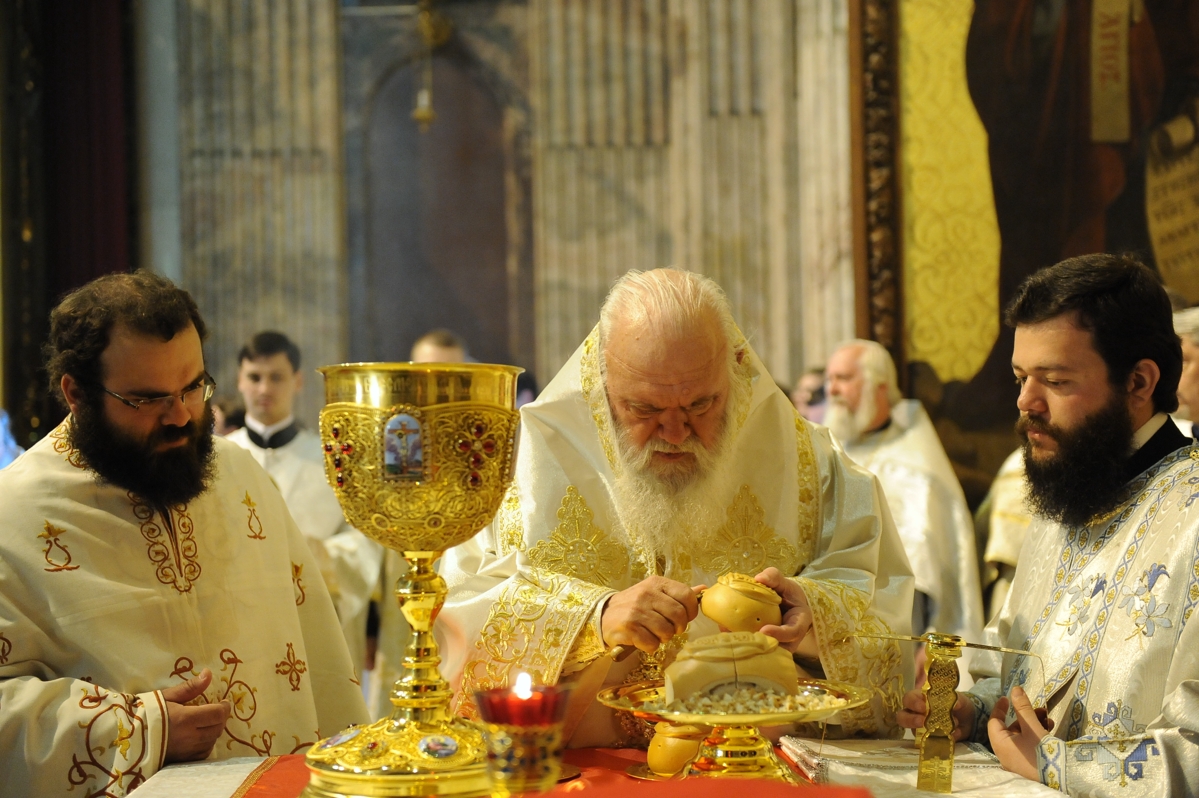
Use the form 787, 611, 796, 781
1004, 253, 1182, 414
45, 272, 208, 409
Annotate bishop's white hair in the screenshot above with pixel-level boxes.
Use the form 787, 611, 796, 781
1174, 307, 1199, 345
598, 268, 741, 353
836, 338, 903, 408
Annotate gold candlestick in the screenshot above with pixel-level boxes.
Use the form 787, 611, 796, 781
302, 363, 521, 798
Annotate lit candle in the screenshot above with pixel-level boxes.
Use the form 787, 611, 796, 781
475, 672, 569, 727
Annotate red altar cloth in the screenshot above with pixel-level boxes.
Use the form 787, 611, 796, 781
231, 748, 873, 797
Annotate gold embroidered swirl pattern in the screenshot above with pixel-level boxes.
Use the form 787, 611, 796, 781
67, 683, 154, 795
694, 485, 800, 577
132, 498, 201, 593
292, 563, 306, 606
528, 487, 627, 587
795, 415, 820, 565
495, 485, 525, 555
48, 421, 85, 469
39, 521, 80, 573
455, 569, 612, 718
797, 577, 903, 736
0, 632, 11, 664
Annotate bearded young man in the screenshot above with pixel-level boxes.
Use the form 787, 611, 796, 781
824, 340, 984, 648
438, 268, 914, 745
898, 255, 1199, 795
0, 274, 367, 797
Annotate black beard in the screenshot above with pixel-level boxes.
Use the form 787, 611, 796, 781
69, 398, 217, 508
1018, 391, 1134, 528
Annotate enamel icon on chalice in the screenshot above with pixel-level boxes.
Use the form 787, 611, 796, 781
302, 363, 521, 798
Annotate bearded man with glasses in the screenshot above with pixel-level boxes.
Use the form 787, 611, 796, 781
0, 273, 367, 797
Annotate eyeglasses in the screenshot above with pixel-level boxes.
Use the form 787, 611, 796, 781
103, 374, 216, 413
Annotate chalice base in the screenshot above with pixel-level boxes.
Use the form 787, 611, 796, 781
302, 715, 490, 798
686, 725, 800, 784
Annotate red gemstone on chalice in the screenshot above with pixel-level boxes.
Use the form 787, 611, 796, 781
336, 474, 344, 487
468, 471, 482, 488
469, 452, 484, 468
481, 440, 496, 455
333, 456, 342, 469
457, 439, 471, 453
472, 423, 486, 438
341, 443, 353, 454
332, 428, 340, 439
324, 443, 333, 453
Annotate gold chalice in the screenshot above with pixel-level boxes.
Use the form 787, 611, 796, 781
303, 363, 521, 798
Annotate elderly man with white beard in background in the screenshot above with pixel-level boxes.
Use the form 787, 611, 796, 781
824, 340, 984, 652
436, 268, 914, 746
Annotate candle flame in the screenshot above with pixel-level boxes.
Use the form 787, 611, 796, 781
513, 672, 533, 699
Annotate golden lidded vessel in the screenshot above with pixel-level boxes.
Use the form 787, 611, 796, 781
302, 363, 522, 798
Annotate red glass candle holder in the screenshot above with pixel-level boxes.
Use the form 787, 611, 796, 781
475, 680, 572, 796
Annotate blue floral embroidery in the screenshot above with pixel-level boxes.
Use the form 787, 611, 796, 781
1072, 735, 1160, 785
1058, 574, 1106, 635
1119, 564, 1172, 638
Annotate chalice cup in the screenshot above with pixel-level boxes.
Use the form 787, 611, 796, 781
303, 363, 522, 798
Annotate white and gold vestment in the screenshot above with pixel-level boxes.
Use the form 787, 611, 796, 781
431, 329, 914, 744
0, 423, 368, 797
841, 400, 985, 642
227, 425, 384, 678
969, 421, 1199, 795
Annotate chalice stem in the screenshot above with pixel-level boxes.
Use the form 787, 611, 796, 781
390, 550, 452, 723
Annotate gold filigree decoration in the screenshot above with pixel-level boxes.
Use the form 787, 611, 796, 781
132, 498, 200, 593
39, 521, 80, 573
320, 403, 519, 552
242, 492, 265, 540
694, 486, 800, 577
495, 484, 525, 555
579, 329, 618, 472
67, 683, 154, 795
798, 577, 903, 736
0, 632, 11, 664
292, 562, 306, 606
795, 415, 820, 565
275, 643, 307, 692
454, 569, 612, 718
528, 487, 627, 588
48, 420, 85, 469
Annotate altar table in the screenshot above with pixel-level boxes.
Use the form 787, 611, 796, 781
132, 746, 1060, 797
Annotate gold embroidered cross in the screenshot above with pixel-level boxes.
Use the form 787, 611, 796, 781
275, 643, 307, 692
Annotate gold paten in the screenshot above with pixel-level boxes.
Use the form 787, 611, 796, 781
916, 633, 964, 793
303, 363, 521, 798
598, 678, 871, 783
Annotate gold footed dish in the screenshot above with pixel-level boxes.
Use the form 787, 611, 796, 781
597, 679, 871, 783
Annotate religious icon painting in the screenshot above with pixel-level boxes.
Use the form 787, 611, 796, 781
384, 412, 425, 481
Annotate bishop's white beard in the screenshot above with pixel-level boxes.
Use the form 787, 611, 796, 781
605, 375, 750, 567
823, 381, 878, 445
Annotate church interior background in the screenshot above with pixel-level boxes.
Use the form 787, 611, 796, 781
1, 0, 1196, 507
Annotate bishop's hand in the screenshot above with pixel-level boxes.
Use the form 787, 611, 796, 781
897, 688, 975, 741
753, 567, 816, 655
161, 667, 232, 764
601, 576, 702, 653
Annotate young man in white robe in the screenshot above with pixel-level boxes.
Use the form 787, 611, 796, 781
226, 332, 383, 681
0, 274, 368, 797
824, 339, 985, 647
899, 254, 1199, 795
438, 268, 915, 745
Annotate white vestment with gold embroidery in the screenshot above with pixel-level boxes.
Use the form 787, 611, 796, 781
968, 444, 1199, 796
226, 427, 384, 678
841, 400, 985, 642
431, 329, 914, 745
0, 423, 368, 797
